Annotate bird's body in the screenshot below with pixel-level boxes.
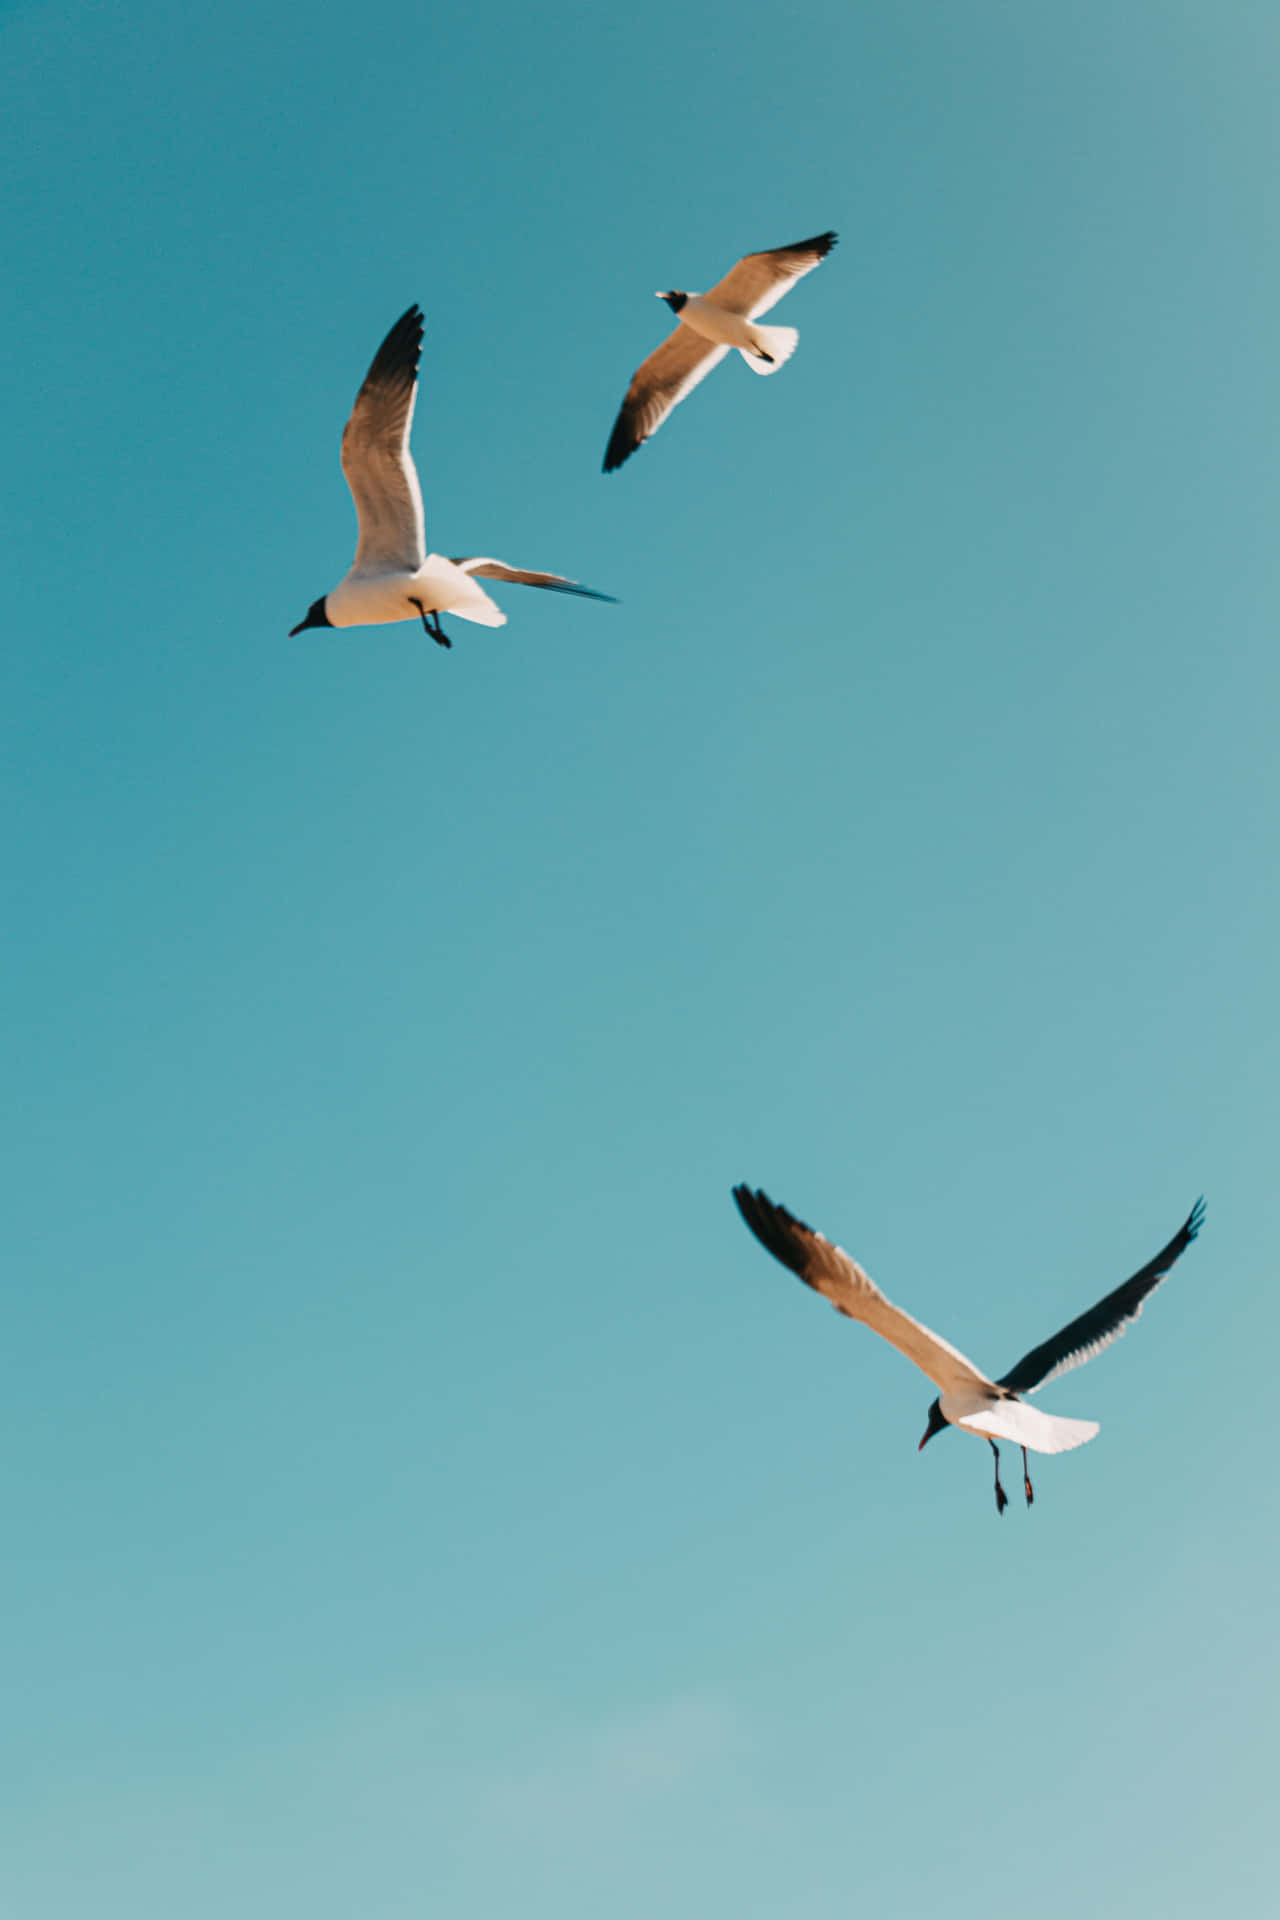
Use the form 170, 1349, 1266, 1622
324, 555, 504, 631
933, 1387, 1098, 1456
671, 295, 798, 368
732, 1186, 1204, 1512
602, 231, 836, 471
291, 305, 615, 645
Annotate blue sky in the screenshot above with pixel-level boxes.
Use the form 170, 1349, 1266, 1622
2, 0, 1278, 1914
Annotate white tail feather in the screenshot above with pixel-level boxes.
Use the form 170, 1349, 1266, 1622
740, 324, 798, 376
958, 1400, 1100, 1456
449, 592, 506, 628
423, 556, 507, 628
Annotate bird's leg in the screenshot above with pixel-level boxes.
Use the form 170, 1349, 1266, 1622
989, 1439, 1008, 1515
409, 598, 452, 649
1021, 1446, 1034, 1508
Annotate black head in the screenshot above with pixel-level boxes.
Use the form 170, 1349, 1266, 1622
289, 596, 332, 637
918, 1398, 948, 1451
656, 290, 688, 313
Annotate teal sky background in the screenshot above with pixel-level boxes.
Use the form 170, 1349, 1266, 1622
3, 1, 1278, 1914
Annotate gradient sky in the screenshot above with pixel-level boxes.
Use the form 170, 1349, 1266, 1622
3, 1, 1279, 1915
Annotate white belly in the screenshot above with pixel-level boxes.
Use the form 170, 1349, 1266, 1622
680, 297, 765, 352
327, 556, 504, 629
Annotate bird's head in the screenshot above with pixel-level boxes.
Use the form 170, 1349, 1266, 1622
289, 595, 333, 637
918, 1398, 948, 1450
655, 290, 688, 313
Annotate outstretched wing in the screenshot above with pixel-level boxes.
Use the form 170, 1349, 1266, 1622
732, 1186, 992, 1397
603, 328, 729, 472
451, 558, 617, 601
998, 1199, 1205, 1395
705, 231, 837, 320
340, 305, 427, 572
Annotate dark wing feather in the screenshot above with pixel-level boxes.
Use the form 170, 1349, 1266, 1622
998, 1199, 1205, 1394
733, 1185, 822, 1282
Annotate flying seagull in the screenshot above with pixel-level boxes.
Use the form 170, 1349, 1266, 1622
732, 1186, 1204, 1513
291, 305, 615, 647
602, 231, 837, 472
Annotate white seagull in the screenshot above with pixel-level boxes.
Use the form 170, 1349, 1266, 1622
602, 231, 837, 472
291, 305, 615, 647
732, 1186, 1204, 1513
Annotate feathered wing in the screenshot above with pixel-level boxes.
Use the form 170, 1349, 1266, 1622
732, 1187, 992, 1397
603, 328, 729, 471
340, 304, 427, 572
451, 558, 617, 602
706, 231, 838, 320
997, 1199, 1205, 1395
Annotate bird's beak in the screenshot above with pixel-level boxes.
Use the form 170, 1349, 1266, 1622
918, 1432, 928, 1451
288, 620, 306, 636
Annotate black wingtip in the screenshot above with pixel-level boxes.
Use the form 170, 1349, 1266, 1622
537, 576, 621, 599
602, 424, 637, 473
541, 580, 620, 603
731, 1184, 817, 1279
776, 230, 838, 258
1184, 1196, 1206, 1243
363, 304, 424, 392
521, 576, 621, 599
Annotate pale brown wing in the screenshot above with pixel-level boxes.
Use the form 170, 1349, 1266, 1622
340, 305, 427, 572
706, 231, 837, 320
451, 558, 617, 602
732, 1186, 992, 1397
602, 326, 729, 471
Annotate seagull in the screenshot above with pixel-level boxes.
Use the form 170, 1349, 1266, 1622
732, 1186, 1204, 1513
290, 305, 615, 647
602, 231, 837, 472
